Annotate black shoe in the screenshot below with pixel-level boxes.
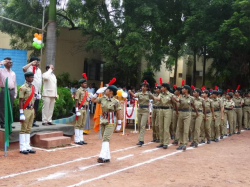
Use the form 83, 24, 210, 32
237, 131, 241, 134
207, 140, 211, 144
220, 135, 224, 139
97, 157, 110, 163
171, 136, 174, 140
233, 132, 236, 134
176, 146, 183, 150
248, 128, 250, 130
156, 144, 163, 148
228, 133, 232, 136
244, 128, 247, 130
172, 140, 178, 145
48, 122, 55, 125
20, 150, 29, 154
32, 123, 39, 127
151, 139, 156, 142
182, 146, 186, 151
136, 141, 144, 146
224, 134, 228, 136
27, 149, 36, 154
81, 141, 88, 144
200, 140, 205, 144
163, 145, 168, 149
211, 139, 215, 142
190, 142, 195, 147
75, 142, 83, 145
155, 139, 160, 143
12, 126, 15, 129
194, 143, 198, 148
214, 139, 219, 142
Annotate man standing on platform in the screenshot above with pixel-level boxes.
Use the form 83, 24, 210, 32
0, 57, 17, 129
42, 65, 57, 126
22, 57, 42, 127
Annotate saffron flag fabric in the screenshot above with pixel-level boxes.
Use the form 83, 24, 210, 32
93, 82, 103, 132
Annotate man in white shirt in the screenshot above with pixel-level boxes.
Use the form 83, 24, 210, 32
0, 57, 17, 129
22, 57, 42, 127
42, 65, 57, 126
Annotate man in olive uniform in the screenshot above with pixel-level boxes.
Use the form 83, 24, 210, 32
233, 90, 243, 134
75, 77, 92, 145
243, 91, 250, 130
153, 83, 175, 149
19, 72, 36, 154
151, 85, 161, 142
223, 92, 235, 136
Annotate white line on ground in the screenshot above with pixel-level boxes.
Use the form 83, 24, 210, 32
32, 144, 81, 152
37, 172, 66, 181
0, 142, 152, 180
141, 144, 173, 153
117, 154, 134, 160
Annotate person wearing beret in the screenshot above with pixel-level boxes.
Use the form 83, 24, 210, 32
42, 65, 57, 126
172, 86, 182, 145
190, 88, 206, 147
91, 83, 122, 163
233, 90, 244, 134
211, 91, 224, 142
223, 92, 235, 136
19, 72, 36, 154
200, 90, 214, 144
243, 91, 250, 130
173, 85, 198, 151
74, 74, 92, 145
151, 84, 161, 143
153, 83, 175, 149
129, 80, 154, 146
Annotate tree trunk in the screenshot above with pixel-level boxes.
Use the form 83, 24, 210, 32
202, 46, 206, 86
173, 52, 178, 85
45, 0, 57, 66
192, 49, 197, 86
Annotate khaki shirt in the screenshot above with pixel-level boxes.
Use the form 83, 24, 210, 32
75, 87, 91, 106
173, 95, 181, 109
204, 98, 214, 112
179, 94, 194, 109
233, 97, 243, 107
19, 82, 35, 107
159, 91, 173, 107
212, 97, 222, 111
97, 95, 121, 124
193, 96, 204, 111
152, 93, 160, 106
244, 97, 250, 106
135, 91, 153, 106
224, 99, 235, 109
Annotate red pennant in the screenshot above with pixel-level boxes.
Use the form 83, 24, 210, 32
108, 78, 116, 85
82, 73, 87, 80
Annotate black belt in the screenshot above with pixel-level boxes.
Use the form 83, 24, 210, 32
235, 106, 242, 108
192, 110, 202, 112
0, 87, 14, 91
214, 109, 220, 112
79, 105, 88, 110
139, 105, 148, 108
225, 108, 232, 110
25, 106, 34, 109
206, 110, 211, 114
179, 109, 190, 112
161, 106, 171, 109
153, 106, 161, 109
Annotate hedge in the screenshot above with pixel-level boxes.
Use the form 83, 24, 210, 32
13, 87, 74, 122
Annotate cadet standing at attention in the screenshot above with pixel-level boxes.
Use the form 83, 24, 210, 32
129, 80, 153, 146
243, 91, 250, 130
233, 86, 243, 134
91, 78, 122, 163
173, 83, 198, 151
153, 82, 175, 149
74, 73, 92, 145
200, 89, 214, 144
211, 90, 224, 142
223, 92, 235, 136
151, 83, 161, 143
19, 72, 36, 154
190, 88, 205, 148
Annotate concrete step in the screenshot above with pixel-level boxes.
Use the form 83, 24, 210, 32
35, 131, 63, 139
39, 136, 71, 148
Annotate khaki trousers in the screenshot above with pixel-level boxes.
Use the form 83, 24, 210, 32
159, 109, 172, 145
243, 107, 250, 128
224, 110, 234, 134
200, 114, 212, 141
211, 111, 221, 140
233, 108, 242, 132
75, 109, 87, 130
101, 123, 116, 142
190, 112, 203, 144
20, 109, 34, 134
137, 111, 149, 142
42, 96, 55, 123
173, 111, 179, 141
177, 111, 191, 146
151, 109, 160, 140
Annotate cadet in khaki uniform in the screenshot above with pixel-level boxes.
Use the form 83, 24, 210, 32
19, 72, 36, 154
74, 77, 92, 145
129, 80, 153, 146
200, 90, 214, 144
223, 92, 235, 136
211, 91, 224, 142
151, 85, 161, 142
190, 88, 205, 147
173, 85, 198, 151
233, 90, 243, 134
218, 91, 226, 138
153, 83, 175, 149
91, 85, 122, 163
172, 86, 182, 145
243, 91, 250, 130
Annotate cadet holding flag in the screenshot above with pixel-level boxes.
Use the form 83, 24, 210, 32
19, 72, 36, 154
